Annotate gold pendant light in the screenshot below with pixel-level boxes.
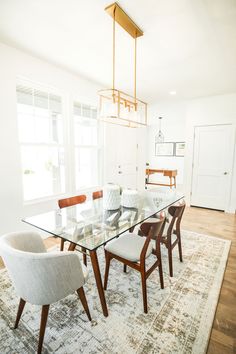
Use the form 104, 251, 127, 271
98, 2, 147, 128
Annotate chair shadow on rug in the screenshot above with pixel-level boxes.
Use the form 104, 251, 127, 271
104, 217, 165, 313
0, 231, 91, 354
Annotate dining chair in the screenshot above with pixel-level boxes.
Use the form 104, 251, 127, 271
104, 217, 165, 313
0, 231, 91, 354
92, 190, 103, 200
58, 194, 87, 258
161, 202, 186, 277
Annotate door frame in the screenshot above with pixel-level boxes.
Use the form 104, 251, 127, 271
190, 123, 235, 212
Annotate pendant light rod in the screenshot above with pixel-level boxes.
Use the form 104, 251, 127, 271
112, 7, 116, 91
134, 36, 137, 109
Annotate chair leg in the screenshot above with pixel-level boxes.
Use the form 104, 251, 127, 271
104, 251, 111, 290
141, 272, 148, 314
123, 264, 127, 273
177, 233, 183, 262
77, 287, 91, 321
14, 298, 26, 329
81, 247, 87, 266
60, 239, 65, 251
68, 242, 77, 251
38, 305, 49, 354
168, 247, 173, 277
158, 259, 164, 289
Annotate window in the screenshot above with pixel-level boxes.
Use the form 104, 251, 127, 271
73, 102, 99, 189
17, 84, 65, 201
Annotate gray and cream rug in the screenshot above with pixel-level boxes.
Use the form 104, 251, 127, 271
0, 230, 231, 354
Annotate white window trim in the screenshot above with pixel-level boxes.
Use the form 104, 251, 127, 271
17, 78, 103, 205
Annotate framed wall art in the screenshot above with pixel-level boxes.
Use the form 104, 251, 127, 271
155, 142, 174, 156
175, 142, 185, 157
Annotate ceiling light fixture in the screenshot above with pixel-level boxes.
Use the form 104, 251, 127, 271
155, 117, 164, 143
98, 2, 147, 128
169, 91, 176, 95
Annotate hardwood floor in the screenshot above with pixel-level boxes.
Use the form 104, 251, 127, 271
0, 206, 235, 353
182, 207, 236, 354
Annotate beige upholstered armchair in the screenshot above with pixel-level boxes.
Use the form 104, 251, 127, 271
0, 231, 91, 354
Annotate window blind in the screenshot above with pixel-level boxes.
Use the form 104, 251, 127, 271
16, 84, 62, 113
73, 101, 97, 119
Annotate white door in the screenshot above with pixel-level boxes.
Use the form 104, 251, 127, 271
191, 124, 234, 211
104, 125, 138, 189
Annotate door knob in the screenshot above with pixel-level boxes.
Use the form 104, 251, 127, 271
223, 172, 228, 175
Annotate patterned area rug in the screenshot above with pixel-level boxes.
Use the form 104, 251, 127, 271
0, 230, 230, 354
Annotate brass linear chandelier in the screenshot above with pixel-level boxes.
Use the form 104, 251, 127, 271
98, 2, 147, 128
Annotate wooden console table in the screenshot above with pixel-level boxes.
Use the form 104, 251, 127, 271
146, 168, 177, 189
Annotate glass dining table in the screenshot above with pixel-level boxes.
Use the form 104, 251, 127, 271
23, 190, 184, 317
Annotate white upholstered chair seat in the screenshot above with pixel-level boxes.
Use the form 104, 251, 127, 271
104, 217, 166, 314
105, 233, 153, 262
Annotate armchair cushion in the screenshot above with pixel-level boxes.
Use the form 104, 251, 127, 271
105, 233, 153, 262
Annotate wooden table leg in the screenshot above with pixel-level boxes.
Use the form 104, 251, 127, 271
89, 250, 108, 317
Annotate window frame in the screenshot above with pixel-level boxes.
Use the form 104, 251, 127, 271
16, 78, 103, 205
17, 79, 68, 205
72, 99, 102, 192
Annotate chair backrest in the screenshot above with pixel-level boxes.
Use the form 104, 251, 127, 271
58, 194, 86, 209
0, 231, 85, 305
139, 217, 165, 262
92, 190, 103, 200
167, 202, 185, 236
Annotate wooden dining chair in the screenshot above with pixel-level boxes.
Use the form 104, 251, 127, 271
92, 190, 103, 200
58, 195, 87, 263
161, 202, 185, 277
104, 217, 165, 313
58, 194, 87, 209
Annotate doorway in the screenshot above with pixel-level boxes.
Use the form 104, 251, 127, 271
104, 125, 138, 189
191, 124, 234, 211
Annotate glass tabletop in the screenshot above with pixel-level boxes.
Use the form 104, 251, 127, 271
23, 190, 184, 251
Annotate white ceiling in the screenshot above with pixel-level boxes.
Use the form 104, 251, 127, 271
0, 0, 236, 103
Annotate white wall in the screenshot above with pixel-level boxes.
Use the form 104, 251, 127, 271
147, 101, 186, 187
147, 94, 236, 213
0, 42, 101, 234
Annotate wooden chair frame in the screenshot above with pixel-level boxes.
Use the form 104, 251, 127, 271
161, 203, 185, 277
14, 286, 91, 354
104, 218, 165, 313
58, 191, 103, 267
92, 190, 103, 200
58, 195, 87, 265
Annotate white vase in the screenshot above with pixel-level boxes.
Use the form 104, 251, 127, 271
103, 184, 121, 210
121, 189, 139, 208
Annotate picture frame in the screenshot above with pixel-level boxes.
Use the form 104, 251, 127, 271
155, 142, 174, 156
175, 142, 185, 157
